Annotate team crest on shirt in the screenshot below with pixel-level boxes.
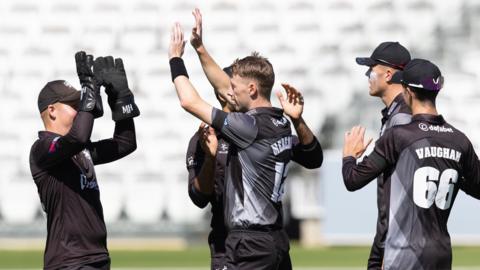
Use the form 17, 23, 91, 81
271, 117, 288, 127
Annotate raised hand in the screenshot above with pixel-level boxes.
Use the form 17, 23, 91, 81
343, 126, 373, 158
276, 83, 304, 120
169, 22, 186, 60
75, 51, 103, 116
198, 123, 218, 158
190, 8, 203, 50
93, 56, 140, 121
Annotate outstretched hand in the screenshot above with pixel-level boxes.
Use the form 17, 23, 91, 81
169, 22, 186, 60
343, 126, 373, 158
276, 83, 304, 120
190, 8, 203, 50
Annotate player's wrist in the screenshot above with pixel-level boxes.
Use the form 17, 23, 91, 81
195, 44, 206, 54
169, 57, 189, 82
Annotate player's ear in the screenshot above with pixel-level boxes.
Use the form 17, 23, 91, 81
248, 81, 257, 97
385, 68, 393, 81
47, 104, 56, 121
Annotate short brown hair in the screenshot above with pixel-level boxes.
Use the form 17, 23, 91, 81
232, 52, 275, 99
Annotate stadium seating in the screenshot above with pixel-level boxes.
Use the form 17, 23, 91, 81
0, 0, 479, 241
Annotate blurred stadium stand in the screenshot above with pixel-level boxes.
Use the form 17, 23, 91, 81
0, 0, 480, 246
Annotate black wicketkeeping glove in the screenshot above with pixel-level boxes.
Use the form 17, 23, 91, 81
94, 56, 140, 121
75, 51, 103, 117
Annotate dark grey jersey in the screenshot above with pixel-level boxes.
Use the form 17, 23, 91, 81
212, 107, 293, 229
370, 94, 412, 269
343, 114, 480, 270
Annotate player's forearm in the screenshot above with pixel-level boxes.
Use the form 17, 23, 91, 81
65, 111, 94, 145
291, 116, 314, 145
292, 138, 323, 169
195, 45, 231, 98
342, 155, 384, 191
194, 156, 216, 195
173, 76, 213, 124
170, 57, 213, 124
112, 118, 137, 156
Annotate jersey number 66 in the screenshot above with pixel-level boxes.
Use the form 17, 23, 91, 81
413, 167, 458, 210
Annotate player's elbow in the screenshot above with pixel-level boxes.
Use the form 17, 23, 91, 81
307, 153, 323, 169
124, 140, 137, 155
345, 184, 359, 192
343, 179, 361, 192
180, 98, 195, 113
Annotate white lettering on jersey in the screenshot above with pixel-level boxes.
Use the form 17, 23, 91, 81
271, 136, 292, 156
80, 174, 99, 190
415, 147, 461, 162
122, 104, 133, 114
418, 123, 454, 133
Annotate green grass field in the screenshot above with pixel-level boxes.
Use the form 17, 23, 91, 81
1, 245, 479, 269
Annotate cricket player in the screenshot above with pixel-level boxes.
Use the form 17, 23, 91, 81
170, 22, 322, 269
355, 41, 412, 269
343, 59, 480, 270
29, 51, 139, 269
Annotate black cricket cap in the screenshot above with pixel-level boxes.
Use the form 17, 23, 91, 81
38, 80, 80, 113
390, 58, 444, 91
356, 41, 411, 70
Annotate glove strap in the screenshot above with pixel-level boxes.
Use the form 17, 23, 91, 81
111, 95, 140, 121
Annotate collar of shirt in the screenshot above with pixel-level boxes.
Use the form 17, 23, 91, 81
381, 93, 405, 125
246, 107, 284, 117
38, 130, 62, 139
412, 114, 446, 124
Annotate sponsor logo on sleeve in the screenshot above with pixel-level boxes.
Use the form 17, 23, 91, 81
187, 156, 196, 166
218, 142, 229, 154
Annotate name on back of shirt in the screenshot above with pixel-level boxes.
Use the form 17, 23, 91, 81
415, 146, 461, 162
271, 136, 292, 156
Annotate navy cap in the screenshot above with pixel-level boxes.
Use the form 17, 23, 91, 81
356, 41, 411, 70
223, 65, 233, 77
38, 80, 80, 113
390, 59, 443, 91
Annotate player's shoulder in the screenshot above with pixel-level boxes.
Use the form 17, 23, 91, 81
187, 131, 201, 152
250, 107, 291, 137
444, 121, 473, 150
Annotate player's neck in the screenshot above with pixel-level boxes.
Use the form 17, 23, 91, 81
249, 98, 272, 109
381, 87, 403, 108
411, 101, 438, 116
45, 123, 69, 136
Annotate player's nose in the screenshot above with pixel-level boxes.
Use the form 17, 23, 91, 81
365, 67, 372, 77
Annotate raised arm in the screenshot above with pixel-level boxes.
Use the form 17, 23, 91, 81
169, 22, 213, 125
190, 8, 231, 106
88, 119, 137, 165
32, 52, 99, 169
342, 126, 381, 191
277, 83, 323, 168
88, 55, 139, 164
